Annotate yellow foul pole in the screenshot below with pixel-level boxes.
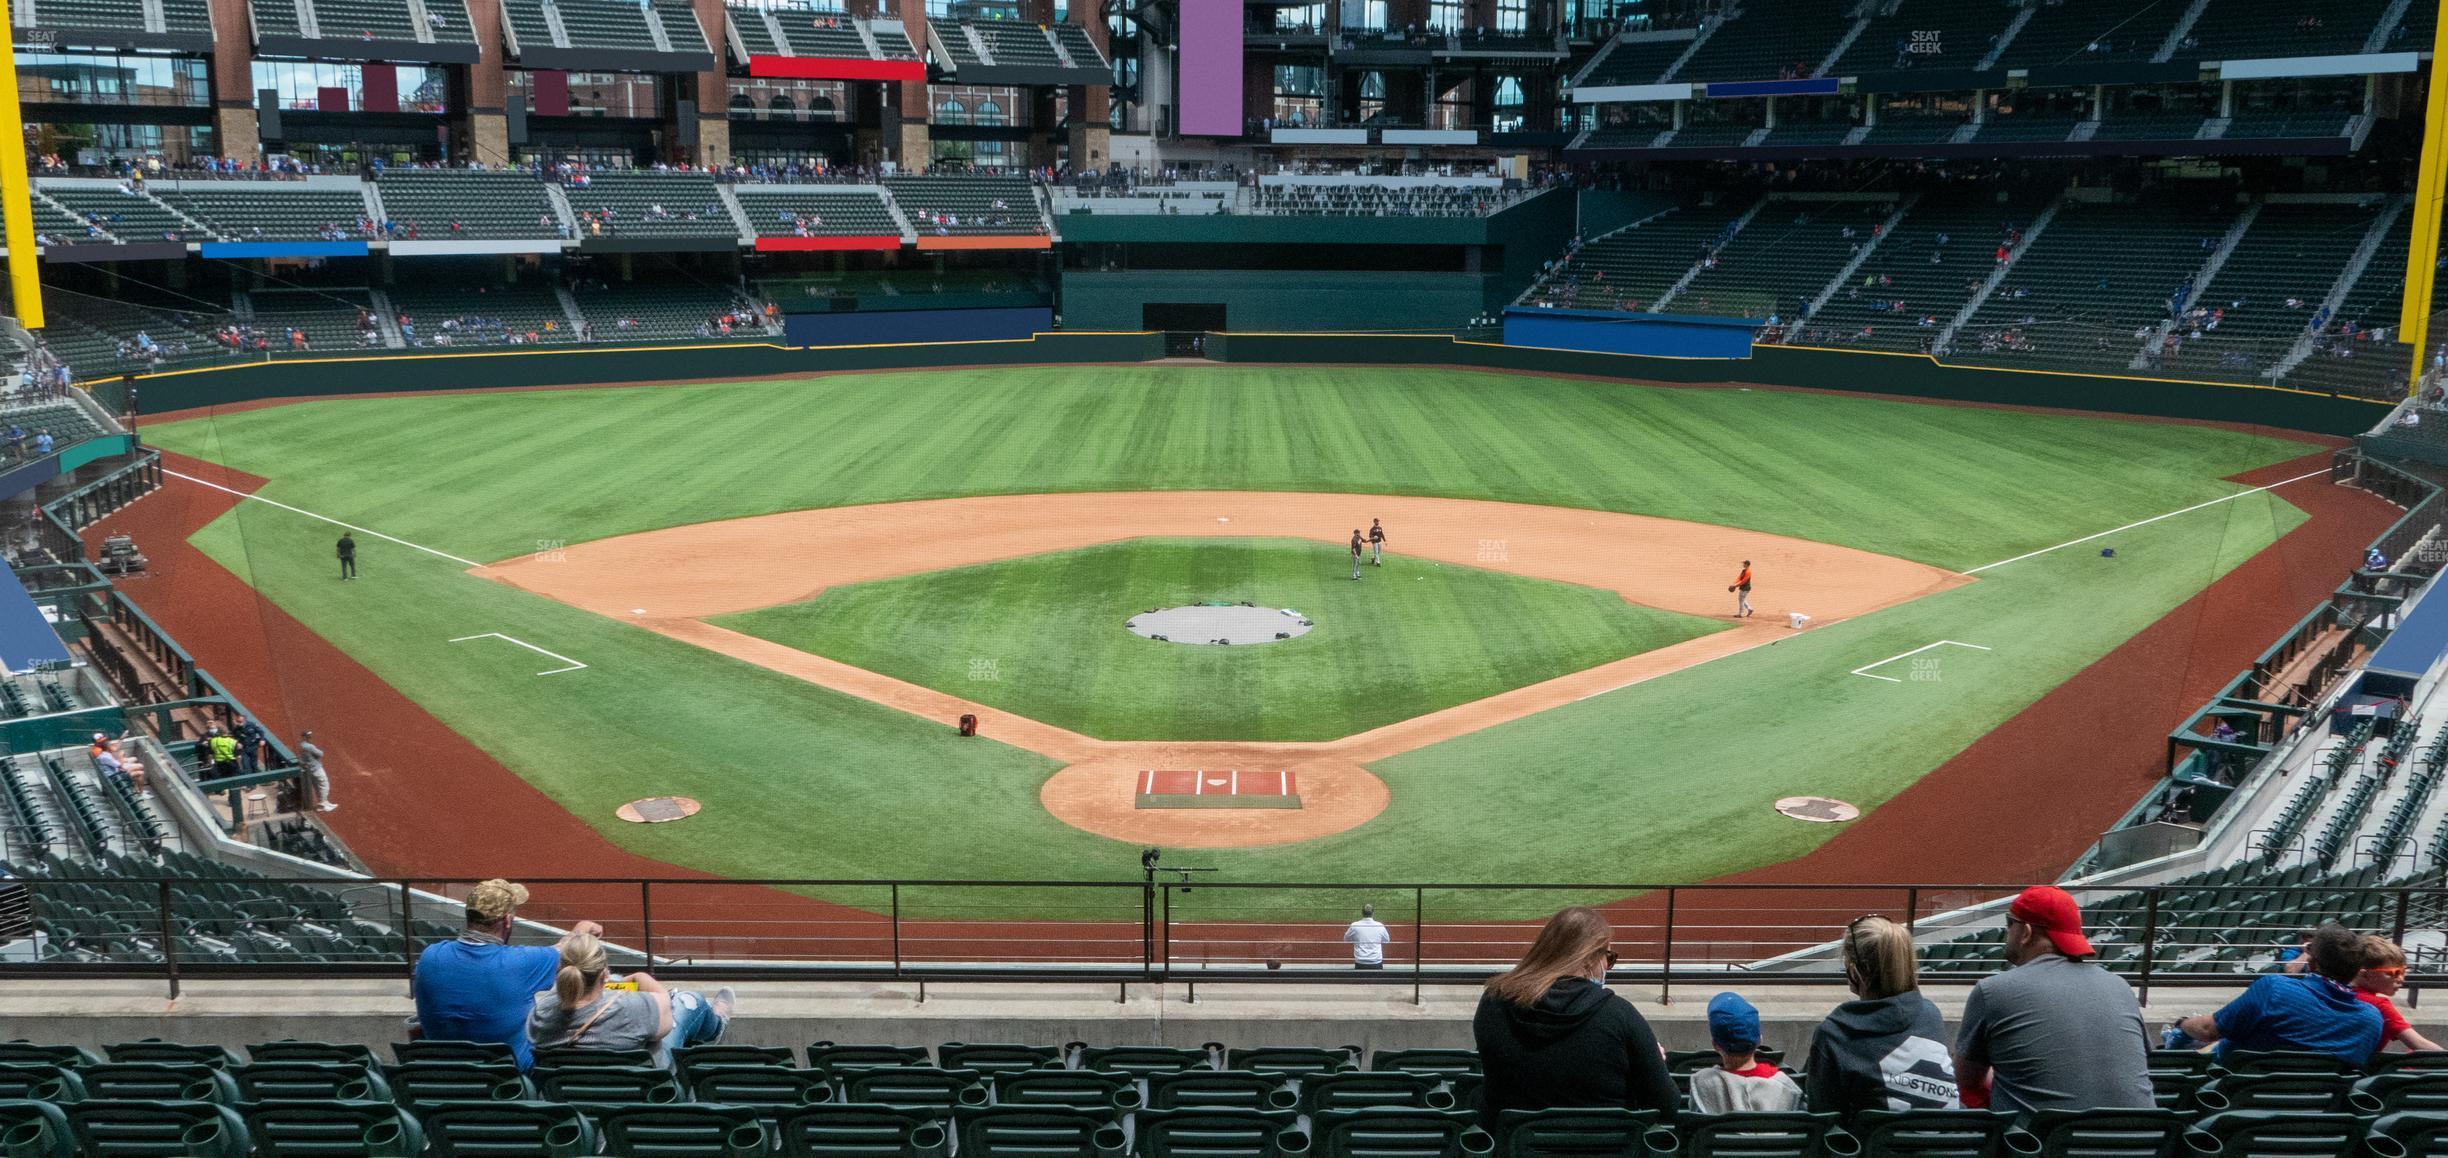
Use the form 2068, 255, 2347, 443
0, 1, 43, 330
2397, 12, 2448, 390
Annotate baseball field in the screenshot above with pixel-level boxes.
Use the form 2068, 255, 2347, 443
129, 364, 2341, 916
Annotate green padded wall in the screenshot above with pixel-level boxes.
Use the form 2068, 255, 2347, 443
1060, 270, 1495, 332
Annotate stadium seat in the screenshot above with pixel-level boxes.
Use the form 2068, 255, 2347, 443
774, 1104, 948, 1158
1144, 1070, 1294, 1111
64, 1098, 250, 1157
1492, 1108, 1661, 1158
229, 1061, 391, 1103
952, 1106, 1129, 1158
839, 1065, 987, 1113
2196, 1073, 2355, 1113
1666, 1050, 1785, 1075
1372, 1049, 1482, 1077
105, 1040, 239, 1068
2147, 1051, 2215, 1074
0, 1044, 97, 1069
381, 1060, 532, 1106
1080, 1045, 1212, 1075
940, 1042, 1068, 1075
531, 1045, 658, 1071
2354, 1073, 2448, 1115
674, 1043, 799, 1079
2365, 1110, 2448, 1158
0, 1099, 73, 1158
2370, 1054, 2448, 1074
592, 1102, 769, 1158
686, 1065, 838, 1108
1139, 1107, 1304, 1158
390, 1040, 515, 1066
2215, 1051, 2358, 1076
1296, 1071, 1451, 1115
2151, 1073, 2212, 1113
1295, 1107, 1490, 1158
0, 1064, 82, 1102
1666, 1112, 1843, 1158
2001, 1108, 2192, 1158
236, 1098, 425, 1158
808, 1043, 933, 1071
2182, 1110, 2365, 1157
78, 1061, 241, 1104
419, 1100, 596, 1157
250, 1042, 381, 1068
1227, 1046, 1359, 1077
1847, 1109, 2017, 1156
991, 1068, 1140, 1112
532, 1062, 685, 1106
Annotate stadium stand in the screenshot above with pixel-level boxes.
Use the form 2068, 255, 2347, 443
731, 187, 903, 238
1802, 195, 2040, 352
560, 170, 738, 240
1521, 199, 1752, 312
372, 170, 565, 240
387, 282, 577, 345
2281, 204, 2417, 398
929, 18, 986, 66
1857, 112, 1967, 147
1989, 0, 2187, 67
243, 289, 386, 351
1950, 198, 2237, 375
2185, 0, 2396, 61
305, 0, 418, 41
150, 183, 380, 242
1668, 0, 1856, 83
567, 281, 769, 342
768, 10, 871, 58
1575, 34, 1690, 88
971, 19, 1063, 66
40, 186, 212, 243
1829, 0, 2021, 76
2224, 108, 2360, 141
1251, 182, 1512, 217
1670, 199, 1895, 326
885, 176, 1046, 235
1051, 22, 1105, 66
2155, 201, 2387, 384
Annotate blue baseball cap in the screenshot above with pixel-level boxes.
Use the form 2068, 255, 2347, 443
1707, 992, 1761, 1052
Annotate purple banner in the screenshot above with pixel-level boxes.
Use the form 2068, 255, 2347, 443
1177, 0, 1244, 137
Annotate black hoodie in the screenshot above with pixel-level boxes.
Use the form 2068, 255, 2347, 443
1802, 991, 1960, 1119
1471, 977, 1680, 1127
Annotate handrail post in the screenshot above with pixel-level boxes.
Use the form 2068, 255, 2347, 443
1141, 871, 1155, 982
398, 880, 418, 995
890, 883, 903, 977
1904, 886, 1919, 937
1658, 887, 1677, 1006
639, 881, 655, 966
158, 878, 180, 1000
1159, 884, 1172, 981
1412, 886, 1425, 1007
2138, 888, 2160, 1008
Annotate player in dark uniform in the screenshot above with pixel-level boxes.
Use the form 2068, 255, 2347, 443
337, 532, 357, 580
1369, 519, 1386, 566
1350, 530, 1365, 580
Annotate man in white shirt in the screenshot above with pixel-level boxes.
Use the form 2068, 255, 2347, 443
1344, 904, 1391, 970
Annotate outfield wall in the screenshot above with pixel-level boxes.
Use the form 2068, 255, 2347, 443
1204, 334, 2390, 436
1060, 271, 1495, 332
106, 329, 2387, 437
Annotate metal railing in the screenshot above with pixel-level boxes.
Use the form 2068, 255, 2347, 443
6, 873, 2445, 1004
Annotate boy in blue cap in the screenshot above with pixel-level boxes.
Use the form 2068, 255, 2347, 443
1691, 992, 1803, 1114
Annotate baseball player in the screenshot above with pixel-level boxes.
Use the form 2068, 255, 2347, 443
1368, 519, 1386, 566
1350, 530, 1365, 580
1729, 560, 1754, 618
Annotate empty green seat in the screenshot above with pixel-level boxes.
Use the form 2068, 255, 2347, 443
940, 1043, 1067, 1075
1229, 1047, 1357, 1077
250, 1042, 381, 1068
1296, 1108, 1490, 1158
532, 1045, 656, 1071
105, 1041, 239, 1068
0, 1063, 82, 1102
0, 1043, 99, 1068
688, 1065, 836, 1107
675, 1043, 798, 1080
1297, 1072, 1449, 1115
991, 1068, 1138, 1112
954, 1106, 1129, 1157
2370, 1054, 2448, 1074
1141, 1108, 1303, 1158
1372, 1050, 1481, 1077
2356, 1072, 2448, 1115
390, 1041, 514, 1066
80, 1061, 240, 1104
2183, 1110, 2365, 1157
533, 1062, 684, 1106
237, 1099, 424, 1158
593, 1102, 768, 1158
839, 1066, 985, 1113
809, 1043, 932, 1072
1493, 1108, 1660, 1158
230, 1061, 390, 1103
2366, 1110, 2448, 1158
1080, 1045, 1211, 1075
1145, 1071, 1291, 1112
420, 1100, 595, 1157
1847, 1109, 2016, 1156
2215, 1051, 2356, 1076
0, 1099, 73, 1158
775, 1104, 948, 1158
2197, 1074, 2354, 1113
382, 1060, 531, 1106
1667, 1112, 1842, 1158
64, 1099, 250, 1158
2014, 1108, 2191, 1158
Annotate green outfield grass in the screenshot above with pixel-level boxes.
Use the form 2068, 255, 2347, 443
715, 537, 1729, 741
141, 366, 2320, 914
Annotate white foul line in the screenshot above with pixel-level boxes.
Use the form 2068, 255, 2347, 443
166, 468, 484, 569
450, 633, 588, 676
1851, 640, 1992, 683
1963, 468, 2329, 575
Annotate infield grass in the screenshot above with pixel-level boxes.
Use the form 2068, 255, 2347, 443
142, 365, 2324, 913
715, 537, 1729, 741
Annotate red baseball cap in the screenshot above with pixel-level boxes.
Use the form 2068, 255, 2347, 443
2009, 886, 2095, 958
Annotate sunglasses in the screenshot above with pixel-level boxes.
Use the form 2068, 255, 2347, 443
2371, 966, 2408, 979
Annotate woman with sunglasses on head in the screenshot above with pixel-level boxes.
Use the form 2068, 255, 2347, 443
1472, 906, 1679, 1128
2353, 935, 2441, 1052
1803, 916, 1959, 1119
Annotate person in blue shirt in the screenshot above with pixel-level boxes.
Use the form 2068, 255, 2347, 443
2170, 923, 2382, 1066
411, 878, 603, 1070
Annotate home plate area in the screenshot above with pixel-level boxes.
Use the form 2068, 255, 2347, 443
1136, 769, 1303, 809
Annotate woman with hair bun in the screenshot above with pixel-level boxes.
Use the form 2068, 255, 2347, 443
527, 931, 736, 1069
1471, 906, 1679, 1127
1803, 915, 1958, 1118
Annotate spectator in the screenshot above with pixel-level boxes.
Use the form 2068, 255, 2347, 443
1805, 916, 1959, 1117
528, 931, 735, 1068
1691, 992, 1801, 1113
1472, 906, 1678, 1126
1953, 887, 2153, 1120
90, 732, 145, 796
204, 726, 239, 780
2352, 936, 2440, 1053
299, 729, 335, 812
2171, 923, 2382, 1065
412, 879, 603, 1071
233, 715, 268, 777
33, 430, 53, 457
1344, 903, 1391, 970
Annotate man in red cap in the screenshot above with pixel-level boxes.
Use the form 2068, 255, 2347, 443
1953, 886, 2154, 1121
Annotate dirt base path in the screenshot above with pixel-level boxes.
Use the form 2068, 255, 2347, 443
480, 491, 1969, 847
